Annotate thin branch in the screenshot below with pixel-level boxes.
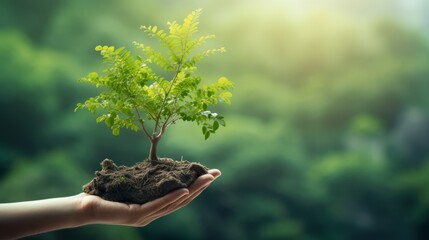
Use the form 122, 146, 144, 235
147, 112, 157, 121
166, 116, 181, 128
156, 123, 166, 139
161, 115, 172, 132
133, 106, 151, 139
140, 119, 152, 139
153, 64, 182, 135
157, 112, 174, 138
153, 15, 196, 136
180, 12, 195, 62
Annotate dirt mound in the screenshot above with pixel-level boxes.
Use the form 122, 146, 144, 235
83, 158, 208, 204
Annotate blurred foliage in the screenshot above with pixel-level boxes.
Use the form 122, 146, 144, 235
1, 0, 429, 239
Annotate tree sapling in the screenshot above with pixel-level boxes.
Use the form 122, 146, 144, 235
75, 9, 233, 204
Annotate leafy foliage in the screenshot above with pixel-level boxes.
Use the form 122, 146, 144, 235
75, 9, 233, 147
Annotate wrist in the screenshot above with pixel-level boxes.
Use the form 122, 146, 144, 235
72, 193, 98, 226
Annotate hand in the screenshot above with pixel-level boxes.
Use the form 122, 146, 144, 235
0, 169, 221, 239
77, 169, 221, 226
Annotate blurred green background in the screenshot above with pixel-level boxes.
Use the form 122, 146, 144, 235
1, 0, 429, 239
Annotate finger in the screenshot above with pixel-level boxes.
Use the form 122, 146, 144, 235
147, 172, 214, 212
141, 186, 207, 226
171, 171, 219, 209
146, 169, 220, 219
140, 188, 189, 215
154, 176, 213, 216
191, 173, 215, 189
173, 182, 211, 209
154, 170, 218, 214
129, 188, 189, 226
148, 174, 215, 218
208, 169, 222, 179
148, 187, 210, 221
138, 186, 197, 225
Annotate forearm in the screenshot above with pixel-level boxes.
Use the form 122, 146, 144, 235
0, 195, 87, 240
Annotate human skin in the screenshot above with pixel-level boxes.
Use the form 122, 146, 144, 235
0, 169, 221, 240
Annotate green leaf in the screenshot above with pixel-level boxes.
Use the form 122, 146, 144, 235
220, 91, 233, 104
204, 131, 210, 140
105, 116, 114, 127
213, 121, 219, 131
105, 112, 116, 127
112, 127, 120, 136
218, 118, 226, 127
96, 115, 106, 123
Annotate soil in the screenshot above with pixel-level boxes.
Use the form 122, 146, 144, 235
83, 158, 208, 204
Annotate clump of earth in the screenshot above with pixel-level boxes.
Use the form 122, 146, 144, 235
83, 158, 208, 204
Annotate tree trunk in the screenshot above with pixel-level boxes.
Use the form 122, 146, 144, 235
148, 135, 159, 161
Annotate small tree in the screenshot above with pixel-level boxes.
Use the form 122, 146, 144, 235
76, 9, 233, 161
